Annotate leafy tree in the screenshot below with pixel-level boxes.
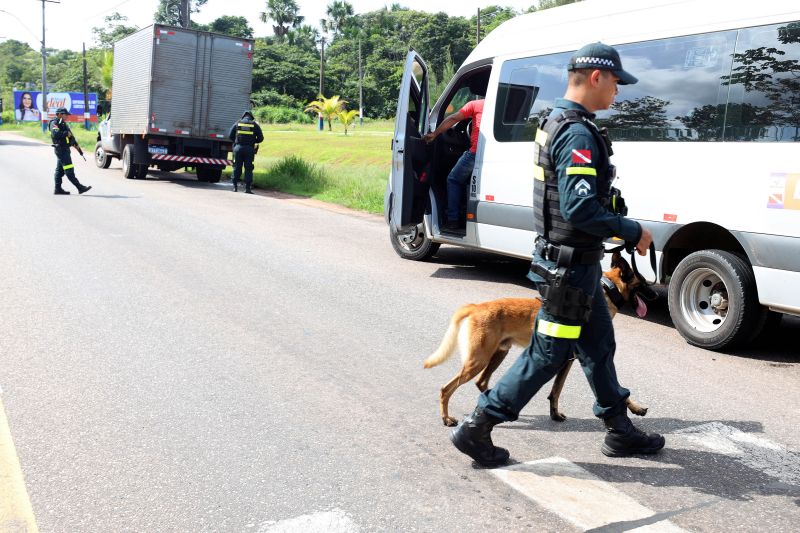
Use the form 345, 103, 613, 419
92, 12, 139, 49
252, 41, 318, 104
596, 96, 670, 140
338, 108, 359, 134
526, 0, 583, 12
261, 0, 304, 41
473, 6, 519, 41
208, 15, 254, 39
322, 1, 355, 37
305, 95, 346, 131
154, 0, 209, 26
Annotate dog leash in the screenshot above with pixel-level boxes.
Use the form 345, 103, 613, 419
606, 241, 657, 285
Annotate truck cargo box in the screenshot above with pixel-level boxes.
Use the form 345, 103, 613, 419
111, 24, 254, 139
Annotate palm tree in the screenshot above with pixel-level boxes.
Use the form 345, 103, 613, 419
260, 0, 304, 41
321, 1, 354, 37
305, 95, 347, 131
338, 109, 360, 135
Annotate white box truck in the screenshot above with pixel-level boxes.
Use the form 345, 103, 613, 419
95, 24, 254, 182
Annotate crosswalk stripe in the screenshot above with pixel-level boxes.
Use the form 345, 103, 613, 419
674, 422, 800, 485
492, 457, 687, 532
258, 510, 359, 532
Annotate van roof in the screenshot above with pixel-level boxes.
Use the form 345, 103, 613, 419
464, 0, 800, 66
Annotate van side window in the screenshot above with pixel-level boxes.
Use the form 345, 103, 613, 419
597, 31, 737, 141
723, 22, 800, 142
407, 59, 428, 137
493, 52, 571, 142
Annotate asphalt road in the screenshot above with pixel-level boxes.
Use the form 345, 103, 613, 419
1, 132, 798, 532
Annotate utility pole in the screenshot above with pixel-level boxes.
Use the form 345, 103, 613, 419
476, 8, 481, 45
318, 36, 326, 131
358, 37, 363, 127
82, 42, 89, 130
40, 0, 60, 132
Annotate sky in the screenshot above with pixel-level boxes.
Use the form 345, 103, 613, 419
0, 0, 537, 52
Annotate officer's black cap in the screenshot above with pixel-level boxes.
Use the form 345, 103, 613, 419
55, 107, 70, 114
567, 42, 638, 85
241, 110, 254, 119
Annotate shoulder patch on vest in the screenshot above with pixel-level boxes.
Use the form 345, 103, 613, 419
575, 178, 592, 197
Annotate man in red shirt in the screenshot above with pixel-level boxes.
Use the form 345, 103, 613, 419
424, 96, 484, 231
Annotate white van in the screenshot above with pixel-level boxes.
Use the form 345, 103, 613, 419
384, 0, 800, 351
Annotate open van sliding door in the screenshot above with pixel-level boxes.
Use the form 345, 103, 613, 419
387, 50, 438, 259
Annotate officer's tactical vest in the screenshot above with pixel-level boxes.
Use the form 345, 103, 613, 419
533, 109, 614, 248
235, 119, 257, 145
50, 119, 70, 149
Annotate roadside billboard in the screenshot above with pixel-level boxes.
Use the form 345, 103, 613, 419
13, 90, 98, 123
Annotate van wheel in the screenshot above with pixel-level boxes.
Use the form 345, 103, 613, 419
95, 142, 112, 169
390, 224, 440, 261
667, 250, 760, 351
121, 144, 136, 179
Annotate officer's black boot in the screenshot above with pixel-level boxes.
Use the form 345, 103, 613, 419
232, 180, 238, 192
77, 184, 92, 194
449, 407, 510, 467
601, 413, 665, 457
244, 184, 253, 194
54, 186, 70, 195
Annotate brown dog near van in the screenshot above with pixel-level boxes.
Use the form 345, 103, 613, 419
424, 252, 654, 426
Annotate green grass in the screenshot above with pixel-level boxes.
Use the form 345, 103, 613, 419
2, 120, 393, 214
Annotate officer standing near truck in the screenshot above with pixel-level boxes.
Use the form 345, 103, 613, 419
228, 110, 264, 194
449, 43, 664, 467
50, 107, 91, 195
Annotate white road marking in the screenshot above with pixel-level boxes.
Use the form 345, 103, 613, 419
257, 509, 359, 532
492, 457, 686, 532
675, 422, 800, 485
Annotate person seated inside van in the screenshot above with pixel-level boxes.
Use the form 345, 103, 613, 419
423, 83, 485, 231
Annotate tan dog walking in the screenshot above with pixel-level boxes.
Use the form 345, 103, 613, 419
425, 252, 651, 426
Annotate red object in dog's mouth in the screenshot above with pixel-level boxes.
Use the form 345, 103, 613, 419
634, 294, 648, 318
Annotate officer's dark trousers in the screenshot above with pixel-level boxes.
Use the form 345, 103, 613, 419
478, 261, 630, 421
232, 144, 255, 186
54, 147, 82, 189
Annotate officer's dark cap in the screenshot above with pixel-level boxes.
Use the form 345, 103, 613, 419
55, 107, 70, 114
567, 42, 638, 85
241, 110, 254, 119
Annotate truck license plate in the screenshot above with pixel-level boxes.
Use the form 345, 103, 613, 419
148, 146, 168, 155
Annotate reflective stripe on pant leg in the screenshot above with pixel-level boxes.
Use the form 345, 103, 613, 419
537, 320, 581, 339
62, 164, 74, 170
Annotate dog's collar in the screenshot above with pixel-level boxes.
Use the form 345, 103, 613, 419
601, 276, 625, 309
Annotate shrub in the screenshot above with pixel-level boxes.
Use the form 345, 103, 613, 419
257, 155, 329, 194
251, 89, 300, 109
254, 105, 313, 124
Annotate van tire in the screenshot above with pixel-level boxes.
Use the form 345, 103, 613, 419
390, 224, 440, 261
121, 144, 136, 179
667, 250, 760, 351
95, 142, 112, 169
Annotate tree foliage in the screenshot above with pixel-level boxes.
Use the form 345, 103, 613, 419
154, 0, 209, 26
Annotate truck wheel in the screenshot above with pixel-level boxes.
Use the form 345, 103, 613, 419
95, 142, 112, 169
135, 164, 148, 179
668, 250, 761, 351
390, 224, 440, 261
121, 144, 136, 179
196, 166, 222, 183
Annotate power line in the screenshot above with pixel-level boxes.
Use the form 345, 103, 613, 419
0, 8, 40, 40
82, 0, 136, 22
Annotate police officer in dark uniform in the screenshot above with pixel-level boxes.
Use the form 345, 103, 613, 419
228, 110, 264, 194
450, 43, 663, 467
50, 107, 91, 195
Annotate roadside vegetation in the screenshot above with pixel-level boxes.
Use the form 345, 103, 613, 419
1, 119, 392, 214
